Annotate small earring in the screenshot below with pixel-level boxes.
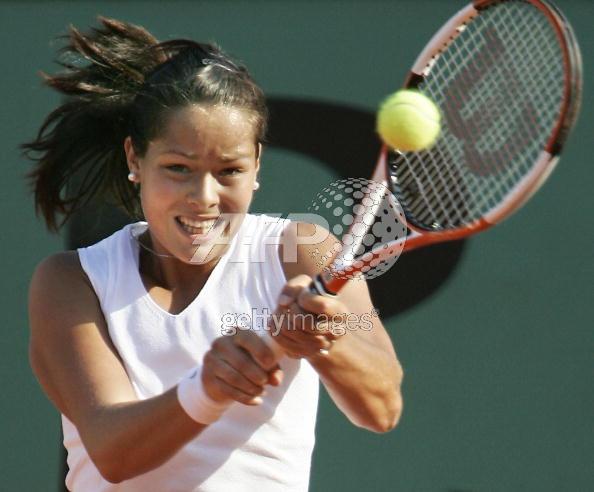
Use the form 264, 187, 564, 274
128, 172, 137, 182
253, 181, 260, 191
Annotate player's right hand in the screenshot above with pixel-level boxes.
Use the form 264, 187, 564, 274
201, 330, 283, 406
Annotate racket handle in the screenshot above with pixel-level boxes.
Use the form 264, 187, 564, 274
308, 275, 339, 355
309, 273, 340, 297
262, 274, 339, 361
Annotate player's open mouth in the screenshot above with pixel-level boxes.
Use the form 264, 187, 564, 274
176, 216, 219, 237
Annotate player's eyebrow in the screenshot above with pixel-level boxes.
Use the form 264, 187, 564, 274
219, 152, 252, 161
160, 148, 197, 158
160, 148, 253, 163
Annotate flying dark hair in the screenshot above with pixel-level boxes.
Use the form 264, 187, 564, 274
21, 16, 268, 232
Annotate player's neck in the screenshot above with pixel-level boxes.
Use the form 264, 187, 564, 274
138, 238, 222, 292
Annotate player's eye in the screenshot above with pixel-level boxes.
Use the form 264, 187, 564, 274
166, 164, 190, 173
220, 167, 244, 176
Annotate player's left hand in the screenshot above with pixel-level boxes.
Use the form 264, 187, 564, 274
268, 275, 346, 359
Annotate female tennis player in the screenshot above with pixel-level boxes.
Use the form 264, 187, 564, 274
23, 17, 403, 491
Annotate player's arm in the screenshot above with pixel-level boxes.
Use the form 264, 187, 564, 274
28, 252, 209, 483
278, 222, 403, 433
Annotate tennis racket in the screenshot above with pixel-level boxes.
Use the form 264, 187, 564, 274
264, 0, 582, 357
315, 0, 582, 296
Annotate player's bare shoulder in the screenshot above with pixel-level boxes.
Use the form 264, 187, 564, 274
30, 251, 94, 304
29, 250, 134, 421
28, 250, 104, 358
33, 250, 84, 278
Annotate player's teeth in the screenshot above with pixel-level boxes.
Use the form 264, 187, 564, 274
178, 217, 216, 233
179, 218, 216, 227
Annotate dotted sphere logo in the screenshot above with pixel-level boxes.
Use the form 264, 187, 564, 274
308, 178, 407, 280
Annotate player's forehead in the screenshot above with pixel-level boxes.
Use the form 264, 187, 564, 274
152, 104, 259, 157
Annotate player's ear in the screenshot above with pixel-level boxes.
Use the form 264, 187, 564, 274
255, 142, 263, 171
124, 136, 141, 175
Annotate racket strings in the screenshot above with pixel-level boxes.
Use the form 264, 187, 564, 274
478, 4, 562, 194
393, 0, 565, 230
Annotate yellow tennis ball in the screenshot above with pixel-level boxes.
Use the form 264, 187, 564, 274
376, 89, 441, 152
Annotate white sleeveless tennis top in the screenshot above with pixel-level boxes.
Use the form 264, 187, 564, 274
62, 214, 319, 491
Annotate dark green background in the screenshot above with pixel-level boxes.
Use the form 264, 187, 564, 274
2, 1, 592, 490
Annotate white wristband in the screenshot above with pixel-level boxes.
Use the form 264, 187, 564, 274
176, 367, 231, 424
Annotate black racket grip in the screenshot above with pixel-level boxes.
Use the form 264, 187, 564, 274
308, 275, 339, 356
309, 274, 339, 297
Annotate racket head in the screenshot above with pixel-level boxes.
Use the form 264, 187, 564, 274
385, 0, 582, 249
319, 0, 583, 294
